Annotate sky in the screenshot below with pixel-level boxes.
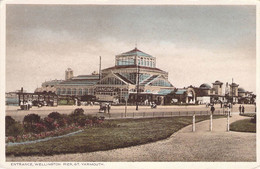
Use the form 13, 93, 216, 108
6, 5, 256, 93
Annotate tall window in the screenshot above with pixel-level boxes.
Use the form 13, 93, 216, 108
67, 88, 71, 95
150, 79, 172, 87
83, 89, 88, 95
116, 56, 135, 66
62, 88, 66, 95
72, 88, 76, 95
78, 89, 83, 95
57, 88, 61, 95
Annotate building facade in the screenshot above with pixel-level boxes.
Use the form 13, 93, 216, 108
96, 48, 175, 104
34, 48, 255, 105
35, 48, 175, 104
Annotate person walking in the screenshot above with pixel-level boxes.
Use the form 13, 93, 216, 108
210, 105, 215, 114
227, 103, 231, 117
242, 105, 245, 114
107, 104, 111, 114
239, 105, 242, 115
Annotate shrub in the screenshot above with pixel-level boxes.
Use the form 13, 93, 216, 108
6, 116, 24, 137
72, 108, 84, 116
77, 115, 88, 127
23, 114, 41, 125
92, 116, 99, 124
23, 114, 41, 133
69, 108, 85, 124
48, 112, 62, 120
57, 118, 67, 127
43, 117, 56, 130
6, 122, 24, 137
61, 114, 72, 125
32, 123, 47, 133
6, 116, 16, 128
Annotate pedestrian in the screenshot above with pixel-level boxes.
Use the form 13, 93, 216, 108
107, 104, 111, 113
24, 101, 28, 110
220, 101, 223, 108
239, 105, 242, 115
242, 105, 245, 114
228, 103, 232, 117
210, 105, 215, 114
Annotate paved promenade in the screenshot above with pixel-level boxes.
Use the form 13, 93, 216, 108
6, 104, 256, 121
6, 113, 256, 162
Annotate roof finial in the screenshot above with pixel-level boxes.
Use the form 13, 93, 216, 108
135, 40, 137, 49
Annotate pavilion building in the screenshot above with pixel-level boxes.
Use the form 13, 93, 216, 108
35, 48, 175, 105
95, 48, 175, 104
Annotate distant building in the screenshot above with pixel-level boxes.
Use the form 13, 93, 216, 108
56, 74, 99, 96
35, 48, 175, 105
34, 48, 255, 105
35, 79, 63, 94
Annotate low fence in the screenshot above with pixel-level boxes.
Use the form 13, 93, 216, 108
102, 110, 225, 119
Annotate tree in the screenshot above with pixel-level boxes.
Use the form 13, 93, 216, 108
6, 116, 24, 137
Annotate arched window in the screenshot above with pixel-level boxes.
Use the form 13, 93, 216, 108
72, 88, 76, 95
67, 88, 71, 95
57, 88, 61, 95
83, 89, 88, 95
62, 88, 66, 95
78, 89, 83, 95
89, 89, 93, 95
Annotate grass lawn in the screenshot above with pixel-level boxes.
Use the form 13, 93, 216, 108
240, 113, 256, 118
230, 119, 256, 133
6, 115, 224, 156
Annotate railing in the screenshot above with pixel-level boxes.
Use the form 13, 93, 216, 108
102, 110, 225, 119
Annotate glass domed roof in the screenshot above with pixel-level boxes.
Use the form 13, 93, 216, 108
199, 83, 211, 89
238, 87, 246, 93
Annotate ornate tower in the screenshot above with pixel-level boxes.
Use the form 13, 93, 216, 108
212, 80, 223, 95
65, 68, 73, 80
229, 82, 239, 97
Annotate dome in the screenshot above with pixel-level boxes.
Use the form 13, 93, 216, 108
199, 83, 211, 89
213, 80, 223, 85
238, 87, 246, 93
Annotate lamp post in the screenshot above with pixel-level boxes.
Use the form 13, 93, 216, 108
136, 64, 140, 111
231, 78, 233, 109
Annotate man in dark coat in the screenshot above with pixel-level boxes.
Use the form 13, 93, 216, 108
211, 105, 215, 114
242, 105, 245, 114
239, 105, 242, 115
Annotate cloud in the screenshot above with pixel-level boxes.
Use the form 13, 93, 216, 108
6, 5, 256, 93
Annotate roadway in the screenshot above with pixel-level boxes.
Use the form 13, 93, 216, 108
6, 104, 255, 122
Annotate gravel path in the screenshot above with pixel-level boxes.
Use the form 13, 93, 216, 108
6, 113, 256, 162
